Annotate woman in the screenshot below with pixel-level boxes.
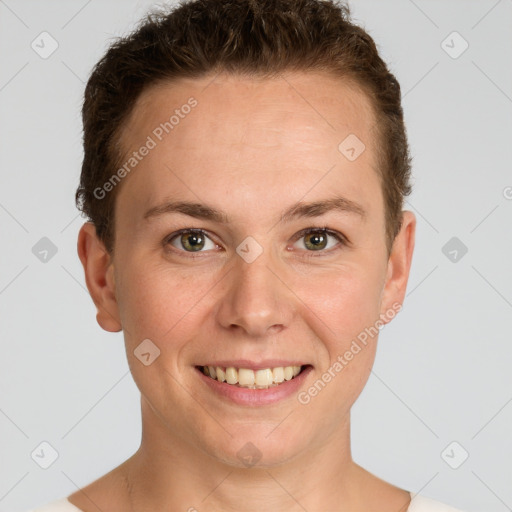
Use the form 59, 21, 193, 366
28, 0, 467, 510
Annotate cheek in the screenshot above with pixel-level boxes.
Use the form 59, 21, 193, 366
115, 260, 215, 345
296, 270, 381, 416
301, 263, 384, 343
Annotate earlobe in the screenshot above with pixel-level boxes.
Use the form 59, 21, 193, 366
379, 211, 416, 319
77, 222, 122, 333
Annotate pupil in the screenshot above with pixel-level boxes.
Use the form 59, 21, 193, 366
306, 232, 326, 250
183, 232, 204, 251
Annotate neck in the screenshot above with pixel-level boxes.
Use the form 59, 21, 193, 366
122, 397, 374, 512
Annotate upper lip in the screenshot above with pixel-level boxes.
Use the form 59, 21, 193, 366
196, 360, 310, 371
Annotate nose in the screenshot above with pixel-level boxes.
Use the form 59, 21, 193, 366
215, 249, 296, 338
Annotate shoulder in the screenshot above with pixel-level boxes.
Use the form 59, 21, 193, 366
25, 497, 83, 512
408, 492, 467, 512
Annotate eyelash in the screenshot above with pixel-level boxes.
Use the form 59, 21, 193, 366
163, 227, 347, 259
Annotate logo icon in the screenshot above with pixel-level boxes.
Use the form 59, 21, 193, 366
31, 441, 59, 469
441, 31, 469, 59
31, 31, 59, 59
441, 441, 469, 469
32, 237, 58, 263
237, 442, 262, 467
236, 236, 263, 264
134, 339, 161, 366
338, 134, 366, 162
442, 237, 468, 263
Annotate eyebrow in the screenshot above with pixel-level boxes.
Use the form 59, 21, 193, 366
143, 195, 367, 224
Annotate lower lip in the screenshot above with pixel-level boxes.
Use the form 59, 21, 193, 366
196, 366, 313, 406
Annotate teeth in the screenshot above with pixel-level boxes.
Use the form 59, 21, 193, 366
226, 367, 237, 385
272, 367, 284, 383
284, 366, 294, 380
238, 368, 255, 386
201, 365, 304, 388
216, 367, 226, 382
255, 368, 273, 387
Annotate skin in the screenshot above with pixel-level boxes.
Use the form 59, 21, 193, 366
73, 70, 416, 512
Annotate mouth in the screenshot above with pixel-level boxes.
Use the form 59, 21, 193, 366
195, 364, 310, 389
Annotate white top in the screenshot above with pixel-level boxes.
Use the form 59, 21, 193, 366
25, 499, 81, 512
26, 492, 467, 511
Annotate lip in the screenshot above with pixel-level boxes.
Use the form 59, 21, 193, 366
195, 364, 313, 406
197, 360, 308, 371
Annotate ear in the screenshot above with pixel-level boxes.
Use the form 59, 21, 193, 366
379, 210, 416, 320
77, 222, 122, 332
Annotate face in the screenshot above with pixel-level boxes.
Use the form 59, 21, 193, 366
80, 71, 415, 468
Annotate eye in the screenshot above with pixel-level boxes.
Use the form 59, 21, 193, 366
292, 227, 346, 254
165, 229, 218, 253
163, 226, 347, 258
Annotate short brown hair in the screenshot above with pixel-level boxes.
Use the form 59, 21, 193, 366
76, 0, 412, 256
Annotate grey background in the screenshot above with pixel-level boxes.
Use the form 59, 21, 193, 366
1, 0, 511, 511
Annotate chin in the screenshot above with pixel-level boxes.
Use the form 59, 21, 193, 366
204, 425, 308, 469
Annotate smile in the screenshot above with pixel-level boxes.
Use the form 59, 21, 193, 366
198, 365, 306, 389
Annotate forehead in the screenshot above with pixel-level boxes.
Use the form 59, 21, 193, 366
121, 70, 377, 153
115, 71, 381, 219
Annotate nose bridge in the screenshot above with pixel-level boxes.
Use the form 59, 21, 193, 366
216, 245, 294, 337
